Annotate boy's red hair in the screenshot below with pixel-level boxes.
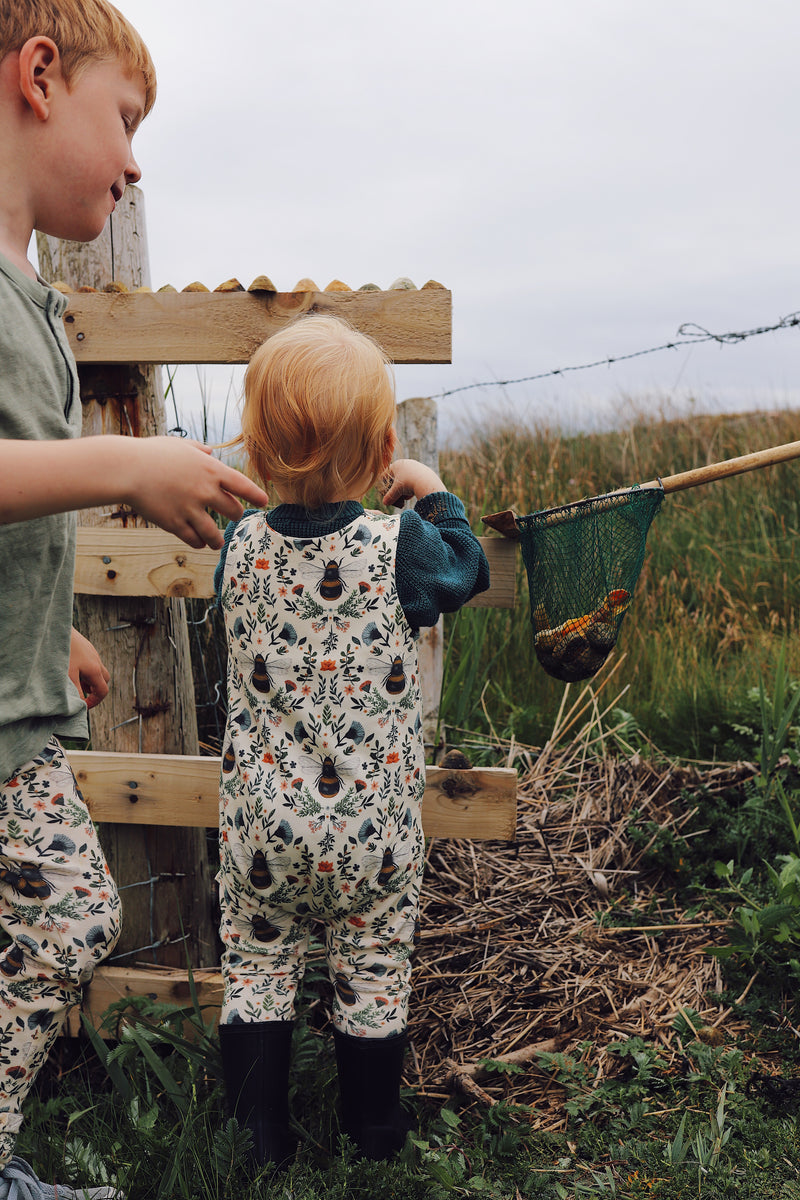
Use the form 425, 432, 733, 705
0, 0, 156, 115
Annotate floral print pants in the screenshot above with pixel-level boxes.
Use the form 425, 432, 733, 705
218, 815, 423, 1039
0, 738, 121, 1165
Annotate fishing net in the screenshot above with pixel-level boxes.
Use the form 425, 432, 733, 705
517, 485, 664, 683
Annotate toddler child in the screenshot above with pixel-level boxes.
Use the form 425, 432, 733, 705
215, 314, 490, 1166
0, 3, 268, 1195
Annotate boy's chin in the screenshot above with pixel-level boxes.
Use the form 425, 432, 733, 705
38, 210, 112, 247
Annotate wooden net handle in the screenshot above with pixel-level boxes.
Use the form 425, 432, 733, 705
645, 438, 800, 494
482, 439, 800, 538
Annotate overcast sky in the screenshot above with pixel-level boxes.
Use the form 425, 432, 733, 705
111, 0, 800, 442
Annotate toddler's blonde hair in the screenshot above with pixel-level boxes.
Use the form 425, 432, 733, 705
239, 315, 396, 511
0, 0, 156, 116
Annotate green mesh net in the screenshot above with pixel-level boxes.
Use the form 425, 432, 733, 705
517, 485, 664, 683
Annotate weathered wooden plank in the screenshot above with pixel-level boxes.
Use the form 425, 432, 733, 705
62, 288, 451, 365
67, 750, 518, 841
74, 528, 215, 599
64, 965, 224, 1038
74, 527, 517, 608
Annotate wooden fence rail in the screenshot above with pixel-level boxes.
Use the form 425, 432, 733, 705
74, 527, 516, 607
60, 286, 451, 365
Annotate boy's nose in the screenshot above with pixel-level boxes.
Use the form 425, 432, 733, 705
124, 153, 142, 185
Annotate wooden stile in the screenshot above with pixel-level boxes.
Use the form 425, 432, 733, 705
42, 208, 520, 1033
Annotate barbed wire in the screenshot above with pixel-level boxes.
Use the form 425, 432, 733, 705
434, 310, 800, 400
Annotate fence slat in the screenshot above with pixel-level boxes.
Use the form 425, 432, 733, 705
74, 527, 517, 608
62, 289, 451, 365
63, 966, 224, 1038
67, 750, 517, 841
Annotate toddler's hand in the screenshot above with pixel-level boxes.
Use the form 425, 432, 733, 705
124, 438, 269, 549
381, 459, 447, 507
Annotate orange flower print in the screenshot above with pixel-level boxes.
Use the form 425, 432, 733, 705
255, 558, 269, 569
262, 752, 274, 764
386, 752, 400, 764
348, 915, 366, 927
318, 861, 334, 872
320, 660, 336, 671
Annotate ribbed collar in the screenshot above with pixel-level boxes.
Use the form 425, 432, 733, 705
266, 500, 365, 538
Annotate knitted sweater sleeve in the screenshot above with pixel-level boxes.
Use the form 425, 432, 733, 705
396, 492, 490, 629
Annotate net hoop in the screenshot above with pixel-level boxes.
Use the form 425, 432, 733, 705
517, 483, 665, 683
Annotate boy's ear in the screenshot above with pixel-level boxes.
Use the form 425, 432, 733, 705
17, 37, 62, 121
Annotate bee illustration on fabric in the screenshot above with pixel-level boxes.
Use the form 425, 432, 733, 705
0, 864, 53, 901
249, 912, 289, 944
365, 643, 414, 699
377, 846, 400, 886
0, 945, 25, 978
222, 743, 236, 775
238, 651, 282, 696
248, 849, 273, 891
382, 656, 408, 695
362, 843, 411, 889
319, 560, 345, 601
298, 743, 358, 800
231, 836, 291, 893
333, 971, 360, 1007
316, 756, 345, 798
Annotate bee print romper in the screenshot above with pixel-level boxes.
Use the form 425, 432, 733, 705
218, 511, 426, 1038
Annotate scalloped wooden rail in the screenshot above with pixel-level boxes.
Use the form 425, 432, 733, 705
62, 287, 451, 364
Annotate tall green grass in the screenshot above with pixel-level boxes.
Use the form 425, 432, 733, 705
440, 406, 800, 759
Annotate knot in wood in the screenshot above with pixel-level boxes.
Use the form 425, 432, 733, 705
440, 772, 479, 800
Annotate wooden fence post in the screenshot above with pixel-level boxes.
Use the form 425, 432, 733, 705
395, 397, 444, 753
37, 186, 217, 968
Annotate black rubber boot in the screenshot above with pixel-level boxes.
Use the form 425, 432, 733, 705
219, 1020, 296, 1170
333, 1028, 409, 1160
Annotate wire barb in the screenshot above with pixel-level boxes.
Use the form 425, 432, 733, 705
436, 310, 800, 399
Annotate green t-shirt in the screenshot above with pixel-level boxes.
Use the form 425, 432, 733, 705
0, 252, 88, 782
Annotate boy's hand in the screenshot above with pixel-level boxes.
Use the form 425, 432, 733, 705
68, 629, 110, 710
381, 459, 447, 507
123, 438, 269, 549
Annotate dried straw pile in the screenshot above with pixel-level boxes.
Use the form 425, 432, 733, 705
408, 670, 757, 1131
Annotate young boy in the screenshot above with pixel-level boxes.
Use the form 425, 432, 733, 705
0, 3, 268, 1195
215, 315, 490, 1168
